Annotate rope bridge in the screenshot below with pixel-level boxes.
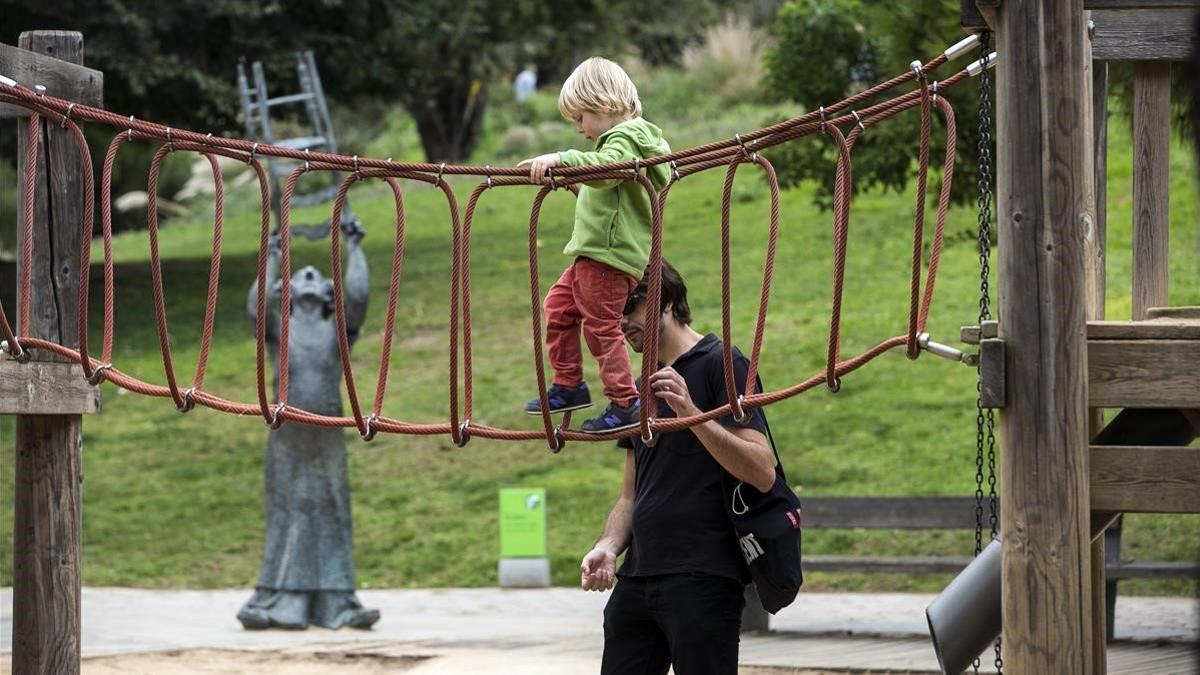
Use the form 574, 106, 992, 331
0, 37, 995, 451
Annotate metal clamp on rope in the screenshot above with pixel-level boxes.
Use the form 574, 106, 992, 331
826, 376, 841, 393
248, 142, 260, 164
87, 362, 113, 386
360, 413, 379, 441
268, 402, 287, 429
352, 155, 361, 180
176, 387, 196, 413
735, 132, 754, 160
127, 115, 136, 141
967, 52, 999, 77
639, 417, 659, 447
909, 60, 925, 80
436, 161, 446, 186
851, 110, 865, 133
0, 74, 17, 88
930, 81, 940, 102
303, 148, 312, 172
548, 425, 565, 453
455, 419, 472, 448
546, 166, 558, 190
1, 339, 30, 363
917, 332, 979, 366
484, 165, 494, 189
35, 84, 46, 97
733, 394, 752, 424
60, 102, 76, 128
670, 160, 682, 182
943, 34, 980, 61
817, 107, 828, 131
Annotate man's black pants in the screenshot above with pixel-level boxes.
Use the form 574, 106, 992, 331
601, 574, 746, 675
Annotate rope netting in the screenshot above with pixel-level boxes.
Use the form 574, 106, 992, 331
0, 38, 995, 451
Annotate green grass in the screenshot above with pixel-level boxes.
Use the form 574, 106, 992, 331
0, 109, 1197, 594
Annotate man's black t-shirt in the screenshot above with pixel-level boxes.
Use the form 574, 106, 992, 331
616, 333, 768, 584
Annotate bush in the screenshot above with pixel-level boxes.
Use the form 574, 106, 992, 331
498, 126, 538, 158
681, 16, 769, 107
761, 1, 984, 208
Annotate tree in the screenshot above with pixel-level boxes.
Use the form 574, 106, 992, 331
762, 0, 985, 207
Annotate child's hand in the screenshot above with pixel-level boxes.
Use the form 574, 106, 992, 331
517, 153, 562, 184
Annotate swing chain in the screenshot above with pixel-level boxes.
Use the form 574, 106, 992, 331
971, 30, 1004, 675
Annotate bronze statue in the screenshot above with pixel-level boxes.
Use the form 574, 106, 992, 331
237, 218, 379, 630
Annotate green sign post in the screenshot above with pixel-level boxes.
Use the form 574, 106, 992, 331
499, 488, 547, 558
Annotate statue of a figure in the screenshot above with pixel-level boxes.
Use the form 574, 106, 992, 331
237, 218, 379, 630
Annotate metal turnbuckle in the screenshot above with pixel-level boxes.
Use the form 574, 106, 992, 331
917, 332, 979, 367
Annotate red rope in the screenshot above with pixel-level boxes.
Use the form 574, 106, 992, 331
0, 52, 971, 443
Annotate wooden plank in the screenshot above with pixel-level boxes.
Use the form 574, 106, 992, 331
997, 1, 1095, 670
1088, 339, 1200, 407
1085, 55, 1108, 674
801, 556, 1200, 581
1091, 7, 1199, 60
1088, 318, 1200, 339
803, 555, 972, 575
1085, 0, 1200, 10
0, 40, 103, 118
1132, 61, 1171, 318
0, 360, 101, 414
1090, 446, 1200, 512
1146, 305, 1200, 319
12, 30, 92, 675
1107, 560, 1200, 579
800, 497, 988, 529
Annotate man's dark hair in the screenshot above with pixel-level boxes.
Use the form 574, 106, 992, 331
624, 259, 692, 324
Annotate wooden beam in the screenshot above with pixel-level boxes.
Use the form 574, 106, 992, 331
12, 30, 94, 675
997, 0, 1095, 670
1088, 339, 1200, 407
1090, 446, 1200, 512
800, 497, 994, 530
1085, 53, 1109, 674
1088, 318, 1200, 339
0, 40, 103, 119
1132, 62, 1171, 317
0, 360, 101, 414
1090, 7, 1199, 60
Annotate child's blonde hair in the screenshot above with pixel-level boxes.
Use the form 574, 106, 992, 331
558, 57, 643, 121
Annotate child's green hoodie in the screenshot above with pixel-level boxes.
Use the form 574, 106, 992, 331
557, 117, 671, 279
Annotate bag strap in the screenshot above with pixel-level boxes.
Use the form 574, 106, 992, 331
754, 375, 786, 483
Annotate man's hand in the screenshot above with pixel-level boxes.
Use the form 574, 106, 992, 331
517, 152, 563, 184
649, 367, 701, 418
580, 546, 616, 591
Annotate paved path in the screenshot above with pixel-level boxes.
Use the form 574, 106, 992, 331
2, 588, 1197, 673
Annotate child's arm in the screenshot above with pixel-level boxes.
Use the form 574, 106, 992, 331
558, 132, 642, 189
518, 132, 644, 190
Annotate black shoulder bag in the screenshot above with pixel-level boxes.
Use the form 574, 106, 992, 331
726, 411, 804, 614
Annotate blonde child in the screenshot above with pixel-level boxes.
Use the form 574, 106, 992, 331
518, 56, 670, 433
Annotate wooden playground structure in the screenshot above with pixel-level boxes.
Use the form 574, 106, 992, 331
970, 0, 1200, 672
3, 1, 1200, 673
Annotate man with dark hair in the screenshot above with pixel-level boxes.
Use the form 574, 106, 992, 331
580, 259, 777, 674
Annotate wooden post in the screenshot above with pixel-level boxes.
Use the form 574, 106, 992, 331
1131, 61, 1170, 319
11, 30, 96, 675
1087, 49, 1109, 675
996, 2, 1095, 672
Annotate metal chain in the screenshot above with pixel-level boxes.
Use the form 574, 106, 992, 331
977, 31, 1005, 675
971, 30, 1004, 675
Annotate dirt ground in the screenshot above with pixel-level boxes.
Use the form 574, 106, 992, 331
79, 650, 428, 675
67, 650, 880, 675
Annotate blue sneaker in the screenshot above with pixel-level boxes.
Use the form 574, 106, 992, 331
580, 399, 641, 434
524, 382, 592, 415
